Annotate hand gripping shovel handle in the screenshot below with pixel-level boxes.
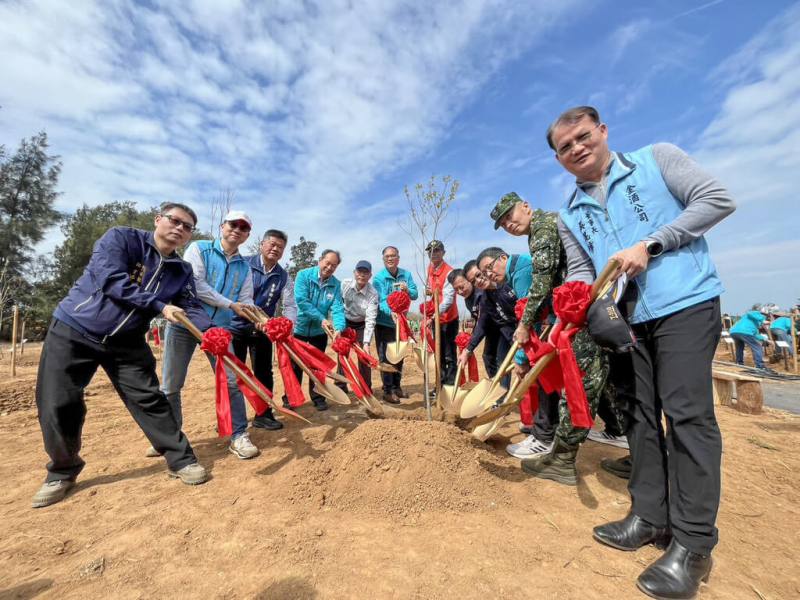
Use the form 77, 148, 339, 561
469, 258, 621, 428
172, 312, 311, 424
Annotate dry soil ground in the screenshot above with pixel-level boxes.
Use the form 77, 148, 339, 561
1, 342, 798, 600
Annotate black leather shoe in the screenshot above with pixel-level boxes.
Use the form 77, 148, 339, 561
637, 539, 712, 599
393, 387, 408, 399
593, 513, 671, 551
383, 392, 400, 404
600, 454, 632, 479
252, 409, 284, 431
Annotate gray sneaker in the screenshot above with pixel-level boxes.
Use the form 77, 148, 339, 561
145, 445, 161, 458
168, 462, 208, 485
31, 480, 75, 508
229, 433, 260, 459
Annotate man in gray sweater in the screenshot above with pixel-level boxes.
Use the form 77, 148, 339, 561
551, 106, 734, 600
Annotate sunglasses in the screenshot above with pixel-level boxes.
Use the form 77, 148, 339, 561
226, 220, 251, 232
161, 214, 196, 232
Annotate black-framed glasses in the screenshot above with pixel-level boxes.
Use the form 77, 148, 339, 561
161, 214, 196, 232
481, 255, 502, 275
556, 123, 602, 157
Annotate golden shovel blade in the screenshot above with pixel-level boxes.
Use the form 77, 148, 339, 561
322, 381, 352, 405
449, 386, 472, 415
459, 378, 493, 418
362, 394, 385, 417
472, 418, 502, 442
385, 340, 411, 364
377, 362, 399, 373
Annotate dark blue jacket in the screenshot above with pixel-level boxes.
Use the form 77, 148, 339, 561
467, 283, 517, 352
230, 255, 289, 334
54, 227, 210, 341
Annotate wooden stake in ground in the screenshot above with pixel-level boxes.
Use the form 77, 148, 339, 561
792, 309, 798, 374
10, 305, 19, 377
19, 319, 25, 355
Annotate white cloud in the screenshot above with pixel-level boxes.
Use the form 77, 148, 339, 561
693, 3, 800, 313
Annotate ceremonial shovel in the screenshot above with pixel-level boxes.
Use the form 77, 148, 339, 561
241, 307, 351, 405
468, 258, 621, 429
440, 357, 475, 415
385, 314, 411, 364
459, 341, 521, 419
322, 328, 384, 415
173, 312, 310, 423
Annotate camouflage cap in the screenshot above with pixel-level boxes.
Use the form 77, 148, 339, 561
490, 192, 524, 229
425, 239, 445, 252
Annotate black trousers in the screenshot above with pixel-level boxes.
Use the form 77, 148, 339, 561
36, 319, 197, 482
296, 333, 329, 403
337, 319, 372, 393
375, 324, 403, 393
618, 298, 722, 555
438, 319, 459, 385
231, 330, 285, 415
532, 389, 560, 443
482, 325, 500, 376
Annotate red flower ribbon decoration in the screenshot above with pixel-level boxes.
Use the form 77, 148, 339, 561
341, 327, 378, 368
331, 336, 372, 398
151, 326, 161, 347
387, 291, 414, 342
419, 301, 436, 351
264, 317, 336, 407
454, 331, 479, 384
200, 327, 271, 437
520, 281, 594, 429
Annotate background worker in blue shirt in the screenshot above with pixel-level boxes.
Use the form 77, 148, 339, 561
552, 105, 735, 598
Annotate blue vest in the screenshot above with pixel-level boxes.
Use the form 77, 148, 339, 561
559, 145, 724, 324
248, 255, 288, 317
195, 239, 250, 327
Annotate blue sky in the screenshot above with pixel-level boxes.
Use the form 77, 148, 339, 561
1, 0, 797, 314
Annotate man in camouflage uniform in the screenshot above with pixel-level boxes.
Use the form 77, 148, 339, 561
491, 192, 610, 486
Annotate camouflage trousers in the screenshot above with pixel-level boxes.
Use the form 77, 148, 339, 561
554, 329, 609, 447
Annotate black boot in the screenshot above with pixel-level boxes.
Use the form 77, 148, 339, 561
637, 539, 712, 599
521, 440, 578, 486
600, 454, 632, 479
593, 512, 671, 551
252, 408, 283, 431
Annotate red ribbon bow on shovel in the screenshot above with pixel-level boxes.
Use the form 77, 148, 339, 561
455, 331, 479, 385
387, 291, 414, 342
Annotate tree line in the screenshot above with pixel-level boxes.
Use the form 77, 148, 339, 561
0, 131, 318, 340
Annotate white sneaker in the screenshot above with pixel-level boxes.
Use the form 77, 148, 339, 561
587, 429, 629, 449
229, 433, 260, 459
505, 435, 554, 459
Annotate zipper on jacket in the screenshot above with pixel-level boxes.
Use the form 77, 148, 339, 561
103, 256, 164, 342
73, 293, 95, 313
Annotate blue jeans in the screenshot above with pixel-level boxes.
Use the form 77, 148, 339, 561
161, 323, 249, 438
771, 328, 794, 357
731, 333, 764, 369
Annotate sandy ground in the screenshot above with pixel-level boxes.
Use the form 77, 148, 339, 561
1, 342, 799, 600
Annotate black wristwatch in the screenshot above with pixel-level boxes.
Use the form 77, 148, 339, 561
644, 239, 663, 258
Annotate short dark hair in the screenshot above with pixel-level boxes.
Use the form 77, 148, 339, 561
262, 229, 287, 243
447, 268, 465, 285
320, 249, 341, 263
546, 106, 601, 150
382, 245, 399, 256
463, 259, 477, 274
160, 202, 198, 225
476, 247, 506, 266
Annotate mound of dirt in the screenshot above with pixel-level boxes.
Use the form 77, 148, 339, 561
279, 419, 512, 517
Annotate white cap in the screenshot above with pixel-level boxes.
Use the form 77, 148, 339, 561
222, 210, 252, 226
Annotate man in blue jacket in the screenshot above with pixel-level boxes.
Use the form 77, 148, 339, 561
33, 203, 210, 508
769, 314, 795, 357
730, 307, 768, 368
476, 247, 533, 300
551, 105, 735, 598
372, 246, 419, 404
160, 210, 259, 460
231, 229, 298, 430
293, 249, 346, 411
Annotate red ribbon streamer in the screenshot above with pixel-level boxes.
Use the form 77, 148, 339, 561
387, 291, 414, 342
200, 327, 271, 437
338, 328, 379, 368
518, 382, 539, 427
520, 281, 595, 429
152, 326, 161, 347
455, 331, 479, 384
331, 336, 371, 398
264, 317, 336, 407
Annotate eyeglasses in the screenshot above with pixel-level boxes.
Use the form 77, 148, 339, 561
481, 255, 502, 275
161, 214, 196, 232
556, 123, 602, 157
226, 220, 251, 232
383, 254, 399, 260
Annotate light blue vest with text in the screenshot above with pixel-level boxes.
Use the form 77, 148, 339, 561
195, 239, 250, 327
559, 145, 724, 324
